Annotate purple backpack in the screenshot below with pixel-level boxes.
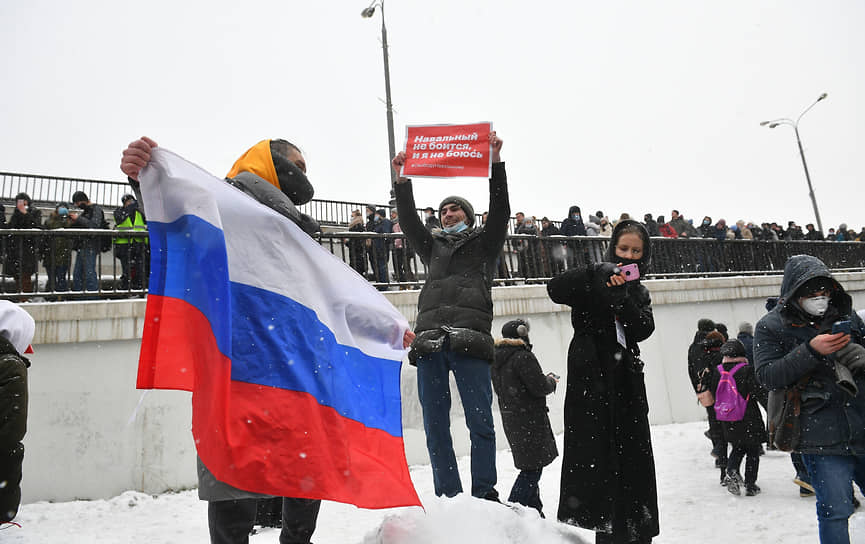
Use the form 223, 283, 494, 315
714, 362, 749, 422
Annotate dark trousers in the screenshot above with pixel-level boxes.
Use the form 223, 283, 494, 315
705, 407, 727, 463
508, 468, 543, 515
596, 532, 652, 544
208, 497, 321, 544
727, 444, 760, 484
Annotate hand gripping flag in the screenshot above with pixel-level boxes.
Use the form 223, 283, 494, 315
136, 149, 420, 508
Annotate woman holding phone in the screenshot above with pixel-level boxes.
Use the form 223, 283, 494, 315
547, 220, 659, 544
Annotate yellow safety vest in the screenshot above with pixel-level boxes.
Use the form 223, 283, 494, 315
115, 211, 149, 245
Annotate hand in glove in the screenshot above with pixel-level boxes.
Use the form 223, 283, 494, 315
835, 341, 865, 374
594, 262, 628, 306
835, 362, 859, 397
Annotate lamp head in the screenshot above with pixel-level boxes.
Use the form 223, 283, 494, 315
361, 6, 376, 17
818, 92, 828, 101
769, 123, 780, 128
759, 121, 770, 126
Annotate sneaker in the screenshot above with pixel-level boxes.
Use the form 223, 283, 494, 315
800, 487, 815, 498
725, 471, 743, 496
745, 483, 761, 496
793, 476, 815, 493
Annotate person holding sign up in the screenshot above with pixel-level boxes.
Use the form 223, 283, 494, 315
391, 130, 507, 501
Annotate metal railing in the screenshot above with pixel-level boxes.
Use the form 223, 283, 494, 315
1, 228, 864, 301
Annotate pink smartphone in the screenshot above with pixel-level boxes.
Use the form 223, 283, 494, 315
620, 263, 640, 281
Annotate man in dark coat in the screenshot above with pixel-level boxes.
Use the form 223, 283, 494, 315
4, 193, 42, 295
492, 319, 558, 516
548, 220, 658, 544
121, 136, 326, 544
423, 206, 441, 230
0, 301, 34, 524
687, 320, 729, 471
540, 217, 565, 277
69, 190, 105, 293
804, 223, 824, 241
755, 255, 865, 543
642, 214, 660, 237
390, 132, 507, 501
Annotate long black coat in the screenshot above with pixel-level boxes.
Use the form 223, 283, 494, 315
548, 224, 659, 542
709, 357, 766, 446
491, 338, 557, 470
4, 207, 42, 277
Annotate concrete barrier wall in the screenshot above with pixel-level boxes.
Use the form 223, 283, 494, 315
19, 272, 865, 503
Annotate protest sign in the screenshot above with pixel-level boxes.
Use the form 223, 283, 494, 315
400, 122, 491, 178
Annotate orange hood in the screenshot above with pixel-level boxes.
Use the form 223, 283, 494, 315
226, 140, 279, 190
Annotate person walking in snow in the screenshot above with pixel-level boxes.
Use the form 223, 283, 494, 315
710, 339, 766, 496
755, 255, 865, 543
491, 319, 558, 517
548, 220, 659, 544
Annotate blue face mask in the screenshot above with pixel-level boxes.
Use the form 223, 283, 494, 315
58, 207, 68, 216
443, 221, 468, 234
572, 214, 580, 220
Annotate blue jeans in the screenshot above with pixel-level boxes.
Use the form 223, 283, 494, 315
801, 453, 865, 543
72, 247, 98, 292
509, 468, 543, 514
416, 349, 496, 498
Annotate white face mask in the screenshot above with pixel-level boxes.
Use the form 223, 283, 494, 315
442, 221, 468, 234
801, 295, 830, 317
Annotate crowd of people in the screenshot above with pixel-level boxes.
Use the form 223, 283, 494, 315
0, 191, 149, 298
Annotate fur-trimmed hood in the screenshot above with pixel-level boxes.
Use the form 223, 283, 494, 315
495, 337, 527, 348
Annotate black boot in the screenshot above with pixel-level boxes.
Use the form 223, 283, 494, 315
745, 483, 761, 496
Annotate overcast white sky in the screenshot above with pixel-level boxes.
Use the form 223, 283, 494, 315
1, 1, 863, 231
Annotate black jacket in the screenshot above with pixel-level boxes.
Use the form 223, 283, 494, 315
395, 163, 509, 364
4, 206, 42, 277
492, 338, 558, 470
547, 220, 658, 541
0, 337, 28, 522
755, 255, 865, 455
709, 357, 766, 446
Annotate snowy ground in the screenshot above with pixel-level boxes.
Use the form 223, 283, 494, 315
6, 421, 865, 543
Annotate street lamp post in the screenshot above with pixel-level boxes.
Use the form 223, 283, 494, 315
760, 93, 828, 235
361, 1, 397, 204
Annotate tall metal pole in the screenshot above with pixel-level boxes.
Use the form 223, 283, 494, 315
379, 1, 397, 203
794, 126, 824, 234
760, 93, 827, 235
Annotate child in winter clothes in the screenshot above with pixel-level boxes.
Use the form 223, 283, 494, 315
712, 339, 766, 496
491, 319, 558, 517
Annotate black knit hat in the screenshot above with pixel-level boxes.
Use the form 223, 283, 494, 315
72, 190, 88, 203
438, 196, 475, 228
697, 318, 716, 332
501, 319, 530, 340
720, 339, 747, 358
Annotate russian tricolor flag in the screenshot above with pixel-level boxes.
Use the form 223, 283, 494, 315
136, 149, 420, 508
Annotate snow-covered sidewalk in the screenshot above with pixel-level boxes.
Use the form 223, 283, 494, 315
7, 421, 865, 543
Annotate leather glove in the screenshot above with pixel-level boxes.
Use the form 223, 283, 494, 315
0, 336, 18, 356
834, 362, 859, 397
835, 341, 865, 374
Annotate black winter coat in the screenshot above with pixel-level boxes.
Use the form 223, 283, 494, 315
709, 357, 766, 446
687, 332, 713, 393
4, 207, 42, 277
491, 338, 557, 470
0, 337, 28, 522
755, 255, 865, 455
395, 163, 509, 364
548, 220, 659, 542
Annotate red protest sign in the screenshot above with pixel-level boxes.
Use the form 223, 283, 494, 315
400, 122, 491, 178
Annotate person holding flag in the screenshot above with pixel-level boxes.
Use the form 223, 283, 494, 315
390, 131, 508, 501
121, 136, 417, 544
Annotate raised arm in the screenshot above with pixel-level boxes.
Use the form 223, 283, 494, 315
479, 132, 509, 256
120, 136, 158, 215
391, 152, 434, 263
